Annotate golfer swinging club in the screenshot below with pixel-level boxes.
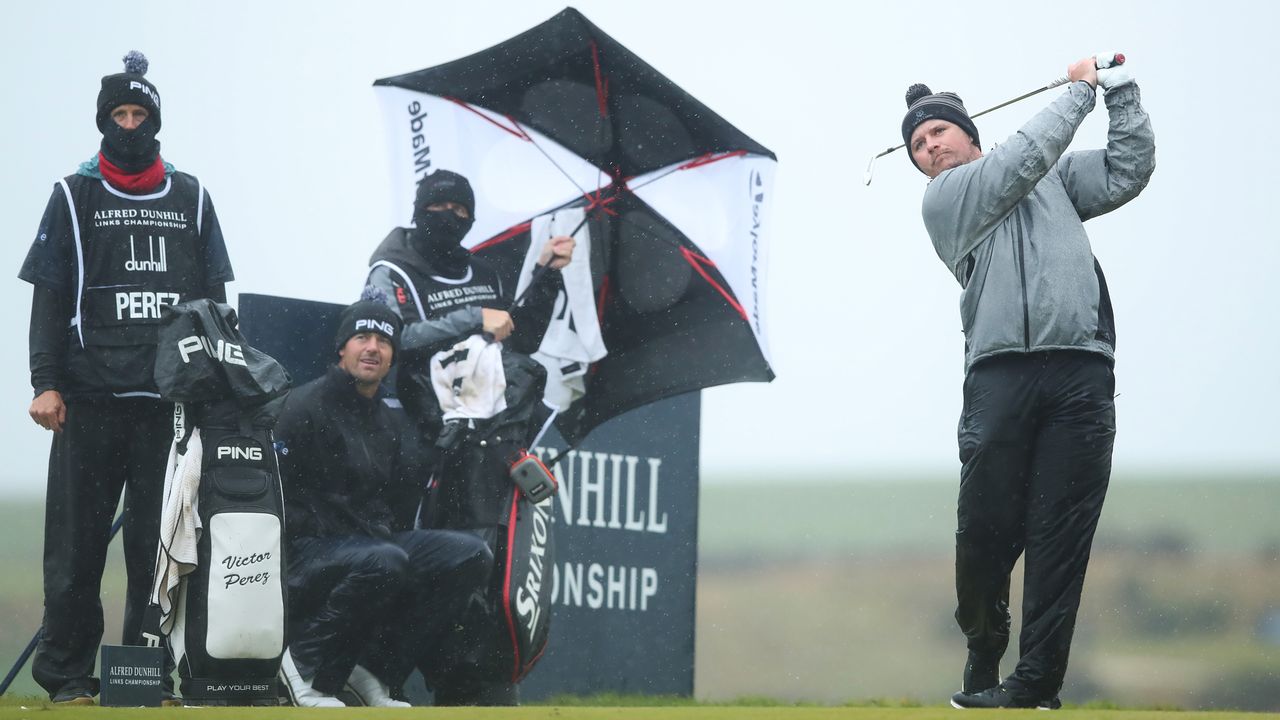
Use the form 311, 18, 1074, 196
902, 54, 1154, 709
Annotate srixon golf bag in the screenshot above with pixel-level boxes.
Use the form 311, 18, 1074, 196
497, 486, 557, 682
149, 300, 292, 705
423, 344, 557, 689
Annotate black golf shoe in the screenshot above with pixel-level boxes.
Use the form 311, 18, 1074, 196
962, 652, 1000, 693
950, 684, 1061, 710
51, 680, 96, 706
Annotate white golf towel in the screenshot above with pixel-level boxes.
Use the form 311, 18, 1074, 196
518, 208, 608, 409
431, 334, 508, 421
151, 427, 203, 634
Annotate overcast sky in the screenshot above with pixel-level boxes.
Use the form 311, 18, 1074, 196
1, 0, 1276, 495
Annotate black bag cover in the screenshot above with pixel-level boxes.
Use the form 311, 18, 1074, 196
155, 300, 291, 404
426, 351, 551, 529
426, 350, 556, 685
153, 300, 291, 705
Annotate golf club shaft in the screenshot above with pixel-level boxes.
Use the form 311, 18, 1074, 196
0, 514, 126, 695
0, 629, 40, 696
862, 78, 1064, 185
509, 264, 551, 313
970, 76, 1068, 120
974, 52, 1122, 120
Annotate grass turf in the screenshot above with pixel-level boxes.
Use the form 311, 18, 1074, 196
0, 699, 1273, 720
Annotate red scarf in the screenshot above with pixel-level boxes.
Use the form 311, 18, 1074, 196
98, 152, 166, 194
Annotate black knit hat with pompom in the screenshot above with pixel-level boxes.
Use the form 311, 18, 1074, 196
901, 83, 979, 172
334, 286, 403, 362
97, 51, 162, 133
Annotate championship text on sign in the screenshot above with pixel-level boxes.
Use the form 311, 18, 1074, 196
100, 645, 165, 707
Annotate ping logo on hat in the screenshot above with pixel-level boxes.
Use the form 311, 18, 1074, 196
127, 81, 161, 109
355, 318, 396, 337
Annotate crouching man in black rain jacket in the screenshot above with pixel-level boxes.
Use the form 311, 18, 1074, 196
274, 291, 492, 707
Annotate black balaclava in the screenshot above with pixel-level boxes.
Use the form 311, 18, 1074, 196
100, 118, 160, 172
410, 170, 476, 277
97, 51, 162, 172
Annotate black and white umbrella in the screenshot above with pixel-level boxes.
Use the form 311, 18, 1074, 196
373, 7, 776, 443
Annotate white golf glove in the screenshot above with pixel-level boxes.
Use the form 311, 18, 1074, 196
1094, 51, 1133, 90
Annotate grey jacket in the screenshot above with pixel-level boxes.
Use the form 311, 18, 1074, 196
365, 227, 484, 355
922, 81, 1155, 371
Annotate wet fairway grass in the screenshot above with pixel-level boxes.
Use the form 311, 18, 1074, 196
0, 695, 1272, 720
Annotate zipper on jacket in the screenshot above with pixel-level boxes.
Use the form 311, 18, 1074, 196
1015, 212, 1031, 351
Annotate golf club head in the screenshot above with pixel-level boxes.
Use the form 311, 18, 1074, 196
864, 145, 901, 186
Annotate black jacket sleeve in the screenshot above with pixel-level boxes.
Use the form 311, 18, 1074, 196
507, 266, 563, 355
198, 187, 235, 285
29, 284, 70, 396
19, 184, 76, 290
274, 390, 320, 541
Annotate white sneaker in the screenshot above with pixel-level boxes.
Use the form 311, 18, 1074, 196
279, 648, 346, 708
346, 664, 411, 708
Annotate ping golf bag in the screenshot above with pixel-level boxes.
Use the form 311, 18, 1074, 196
149, 300, 292, 705
424, 342, 557, 691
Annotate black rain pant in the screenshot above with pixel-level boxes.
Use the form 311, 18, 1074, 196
286, 529, 492, 695
33, 397, 173, 698
955, 350, 1115, 698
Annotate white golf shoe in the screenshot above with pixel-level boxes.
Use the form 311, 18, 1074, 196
346, 664, 411, 707
279, 648, 346, 708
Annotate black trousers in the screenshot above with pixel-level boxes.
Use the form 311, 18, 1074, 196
33, 397, 173, 697
955, 350, 1115, 698
286, 529, 492, 695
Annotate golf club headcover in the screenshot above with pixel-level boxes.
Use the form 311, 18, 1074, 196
1094, 51, 1133, 90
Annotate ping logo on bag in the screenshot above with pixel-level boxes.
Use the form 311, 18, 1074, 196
213, 438, 267, 468
177, 335, 248, 366
216, 444, 262, 462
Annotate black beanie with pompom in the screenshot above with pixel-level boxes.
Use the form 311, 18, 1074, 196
333, 286, 403, 362
97, 51, 162, 133
901, 83, 980, 172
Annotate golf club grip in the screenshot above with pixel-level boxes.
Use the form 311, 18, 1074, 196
1097, 52, 1125, 69
1043, 51, 1125, 94
1053, 54, 1124, 88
